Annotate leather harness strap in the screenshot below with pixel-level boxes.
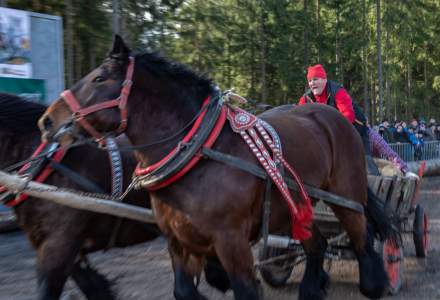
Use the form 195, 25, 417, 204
201, 147, 364, 214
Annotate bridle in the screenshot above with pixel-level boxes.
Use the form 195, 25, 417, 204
61, 56, 135, 144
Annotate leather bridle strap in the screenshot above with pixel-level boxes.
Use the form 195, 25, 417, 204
61, 56, 135, 143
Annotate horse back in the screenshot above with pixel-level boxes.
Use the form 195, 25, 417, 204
259, 103, 367, 195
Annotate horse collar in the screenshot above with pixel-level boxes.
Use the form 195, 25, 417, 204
133, 92, 226, 190
61, 56, 135, 144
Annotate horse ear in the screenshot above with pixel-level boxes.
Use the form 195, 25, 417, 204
109, 34, 130, 59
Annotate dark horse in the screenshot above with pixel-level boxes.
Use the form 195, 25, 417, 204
40, 36, 391, 300
0, 93, 162, 299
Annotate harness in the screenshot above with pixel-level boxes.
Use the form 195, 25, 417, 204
0, 138, 123, 206
62, 57, 135, 144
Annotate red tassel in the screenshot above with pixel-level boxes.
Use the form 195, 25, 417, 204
292, 199, 314, 240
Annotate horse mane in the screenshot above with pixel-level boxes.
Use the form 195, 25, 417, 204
135, 51, 214, 100
0, 93, 47, 133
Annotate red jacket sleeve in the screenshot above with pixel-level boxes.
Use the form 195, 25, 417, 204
334, 89, 355, 123
298, 96, 306, 105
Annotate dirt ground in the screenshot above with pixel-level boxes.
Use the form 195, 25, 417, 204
1, 178, 440, 300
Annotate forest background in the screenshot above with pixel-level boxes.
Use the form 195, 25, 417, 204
3, 0, 440, 125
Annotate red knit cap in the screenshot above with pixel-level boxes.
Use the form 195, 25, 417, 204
307, 64, 327, 80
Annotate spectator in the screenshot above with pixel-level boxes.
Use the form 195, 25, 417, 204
379, 120, 395, 143
418, 122, 435, 141
393, 124, 411, 143
436, 124, 440, 140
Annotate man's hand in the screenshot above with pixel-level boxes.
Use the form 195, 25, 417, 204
405, 171, 420, 180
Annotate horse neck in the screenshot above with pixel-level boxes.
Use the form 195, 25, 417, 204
126, 88, 209, 166
0, 130, 41, 170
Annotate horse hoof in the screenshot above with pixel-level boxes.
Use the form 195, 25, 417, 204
299, 275, 328, 300
298, 289, 326, 300
359, 251, 388, 299
320, 270, 330, 295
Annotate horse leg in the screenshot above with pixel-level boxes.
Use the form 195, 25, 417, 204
204, 256, 231, 292
214, 232, 263, 300
70, 258, 116, 300
298, 224, 329, 300
36, 238, 81, 300
168, 238, 207, 300
331, 206, 388, 299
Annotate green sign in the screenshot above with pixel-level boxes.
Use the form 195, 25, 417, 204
0, 77, 45, 103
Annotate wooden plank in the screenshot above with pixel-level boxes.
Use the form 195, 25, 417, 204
377, 177, 393, 202
385, 176, 403, 214
398, 178, 416, 216
368, 175, 382, 194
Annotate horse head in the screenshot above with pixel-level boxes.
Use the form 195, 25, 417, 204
39, 35, 133, 146
40, 34, 214, 151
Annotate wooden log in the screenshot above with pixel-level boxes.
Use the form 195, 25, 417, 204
0, 170, 156, 224
407, 159, 440, 176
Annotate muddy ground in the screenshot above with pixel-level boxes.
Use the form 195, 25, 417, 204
1, 178, 440, 300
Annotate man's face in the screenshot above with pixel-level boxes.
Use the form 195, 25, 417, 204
397, 126, 403, 133
308, 77, 327, 96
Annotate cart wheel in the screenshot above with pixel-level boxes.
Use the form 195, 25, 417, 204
413, 204, 429, 258
258, 246, 295, 287
379, 239, 403, 295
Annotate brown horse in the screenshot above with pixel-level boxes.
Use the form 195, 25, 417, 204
0, 93, 162, 299
40, 36, 392, 300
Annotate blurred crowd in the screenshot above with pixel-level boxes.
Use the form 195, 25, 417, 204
373, 118, 440, 144
372, 118, 440, 161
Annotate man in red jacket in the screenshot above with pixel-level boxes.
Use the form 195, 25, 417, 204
298, 64, 380, 174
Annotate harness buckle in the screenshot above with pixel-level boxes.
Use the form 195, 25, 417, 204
72, 111, 83, 120
122, 79, 133, 87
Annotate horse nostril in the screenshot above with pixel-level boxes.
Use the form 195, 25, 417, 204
43, 116, 53, 131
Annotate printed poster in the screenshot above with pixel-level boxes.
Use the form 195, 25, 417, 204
0, 7, 31, 78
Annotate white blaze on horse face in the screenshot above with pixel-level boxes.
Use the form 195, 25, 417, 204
308, 77, 327, 96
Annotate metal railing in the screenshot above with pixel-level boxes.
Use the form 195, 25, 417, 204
385, 141, 440, 162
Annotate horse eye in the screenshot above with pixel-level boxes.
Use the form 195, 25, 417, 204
93, 76, 106, 83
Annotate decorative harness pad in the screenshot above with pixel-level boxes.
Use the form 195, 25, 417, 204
226, 105, 313, 240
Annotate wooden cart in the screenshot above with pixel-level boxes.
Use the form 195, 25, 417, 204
258, 164, 429, 295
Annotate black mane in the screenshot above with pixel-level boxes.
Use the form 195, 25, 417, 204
0, 93, 47, 133
135, 51, 214, 99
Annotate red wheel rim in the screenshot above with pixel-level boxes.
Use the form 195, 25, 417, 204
383, 240, 401, 290
423, 213, 429, 256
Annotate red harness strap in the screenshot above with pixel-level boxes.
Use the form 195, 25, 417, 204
1, 143, 66, 207
134, 97, 227, 190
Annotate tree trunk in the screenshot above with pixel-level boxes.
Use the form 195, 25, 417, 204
259, 1, 268, 103
65, 0, 74, 87
424, 46, 428, 117
376, 0, 384, 122
335, 1, 342, 82
112, 0, 121, 35
362, 0, 370, 119
385, 29, 391, 120
407, 55, 411, 119
316, 0, 321, 62
303, 0, 309, 69
75, 39, 82, 80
